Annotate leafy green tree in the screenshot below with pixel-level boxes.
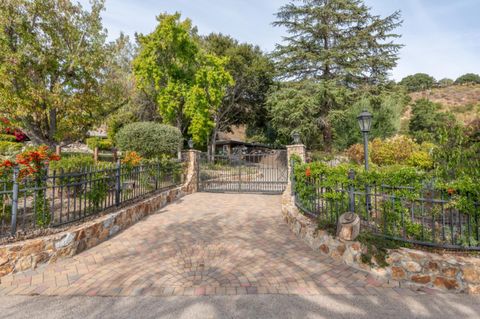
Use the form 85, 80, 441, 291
409, 99, 457, 143
272, 0, 402, 85
133, 13, 199, 133
267, 80, 348, 148
201, 33, 275, 140
0, 0, 111, 146
455, 73, 480, 85
399, 73, 436, 92
185, 54, 234, 155
329, 89, 409, 149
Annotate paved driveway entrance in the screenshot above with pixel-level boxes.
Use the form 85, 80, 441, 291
1, 193, 422, 297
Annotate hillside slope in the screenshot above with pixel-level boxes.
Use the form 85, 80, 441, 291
408, 84, 480, 125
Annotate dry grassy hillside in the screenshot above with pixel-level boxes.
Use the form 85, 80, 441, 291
408, 84, 480, 124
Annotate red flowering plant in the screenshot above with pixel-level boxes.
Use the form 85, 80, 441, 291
0, 117, 28, 142
0, 146, 60, 227
14, 145, 60, 180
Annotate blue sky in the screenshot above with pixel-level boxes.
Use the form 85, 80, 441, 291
79, 0, 480, 81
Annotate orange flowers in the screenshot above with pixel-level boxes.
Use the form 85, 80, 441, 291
447, 188, 455, 195
0, 146, 60, 179
122, 151, 142, 167
305, 166, 311, 177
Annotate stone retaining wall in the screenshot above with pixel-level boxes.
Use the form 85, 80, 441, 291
282, 195, 480, 294
0, 150, 200, 279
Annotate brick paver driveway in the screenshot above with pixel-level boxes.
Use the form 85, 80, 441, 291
0, 193, 423, 297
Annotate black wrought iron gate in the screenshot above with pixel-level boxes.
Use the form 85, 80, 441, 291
199, 150, 288, 194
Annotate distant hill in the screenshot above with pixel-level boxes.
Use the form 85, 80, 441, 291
406, 84, 480, 125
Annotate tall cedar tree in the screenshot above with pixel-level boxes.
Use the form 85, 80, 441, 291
273, 0, 403, 85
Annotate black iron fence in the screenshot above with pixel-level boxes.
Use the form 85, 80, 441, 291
0, 161, 184, 237
293, 166, 480, 250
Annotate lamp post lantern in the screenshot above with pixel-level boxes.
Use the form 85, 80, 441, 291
357, 110, 373, 210
357, 110, 372, 171
291, 131, 301, 144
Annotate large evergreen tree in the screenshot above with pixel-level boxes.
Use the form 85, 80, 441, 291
273, 0, 403, 85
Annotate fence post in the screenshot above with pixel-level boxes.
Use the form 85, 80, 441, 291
11, 166, 19, 236
291, 158, 296, 197
115, 159, 121, 206
348, 169, 355, 213
93, 147, 99, 163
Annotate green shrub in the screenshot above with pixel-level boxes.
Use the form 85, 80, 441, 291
115, 122, 182, 158
408, 99, 457, 143
399, 73, 436, 92
437, 78, 454, 87
346, 135, 433, 169
0, 134, 18, 142
455, 73, 480, 85
0, 141, 22, 155
49, 154, 95, 171
86, 137, 113, 151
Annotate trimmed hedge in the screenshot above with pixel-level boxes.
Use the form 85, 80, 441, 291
115, 122, 182, 158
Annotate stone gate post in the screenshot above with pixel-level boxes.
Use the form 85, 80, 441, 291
181, 150, 200, 194
283, 144, 306, 205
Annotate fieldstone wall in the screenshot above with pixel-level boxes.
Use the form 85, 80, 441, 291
0, 150, 200, 279
282, 194, 480, 294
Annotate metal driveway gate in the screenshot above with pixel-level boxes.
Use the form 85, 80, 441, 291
199, 150, 288, 194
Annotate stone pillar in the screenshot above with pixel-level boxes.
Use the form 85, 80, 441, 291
283, 144, 307, 204
181, 150, 200, 194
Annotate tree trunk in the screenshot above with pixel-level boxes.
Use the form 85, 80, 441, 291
210, 128, 217, 161
49, 108, 57, 143
322, 124, 333, 152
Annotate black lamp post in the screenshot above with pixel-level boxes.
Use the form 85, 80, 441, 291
357, 110, 373, 210
292, 131, 301, 144
187, 138, 194, 149
357, 110, 373, 171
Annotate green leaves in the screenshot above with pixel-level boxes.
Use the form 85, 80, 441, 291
399, 73, 436, 92
185, 54, 234, 145
133, 13, 199, 133
272, 0, 402, 85
0, 0, 110, 145
115, 122, 182, 158
267, 80, 347, 148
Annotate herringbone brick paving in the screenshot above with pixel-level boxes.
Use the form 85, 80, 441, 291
0, 193, 437, 297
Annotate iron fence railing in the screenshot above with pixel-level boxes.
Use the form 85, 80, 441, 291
293, 165, 480, 250
0, 161, 184, 237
